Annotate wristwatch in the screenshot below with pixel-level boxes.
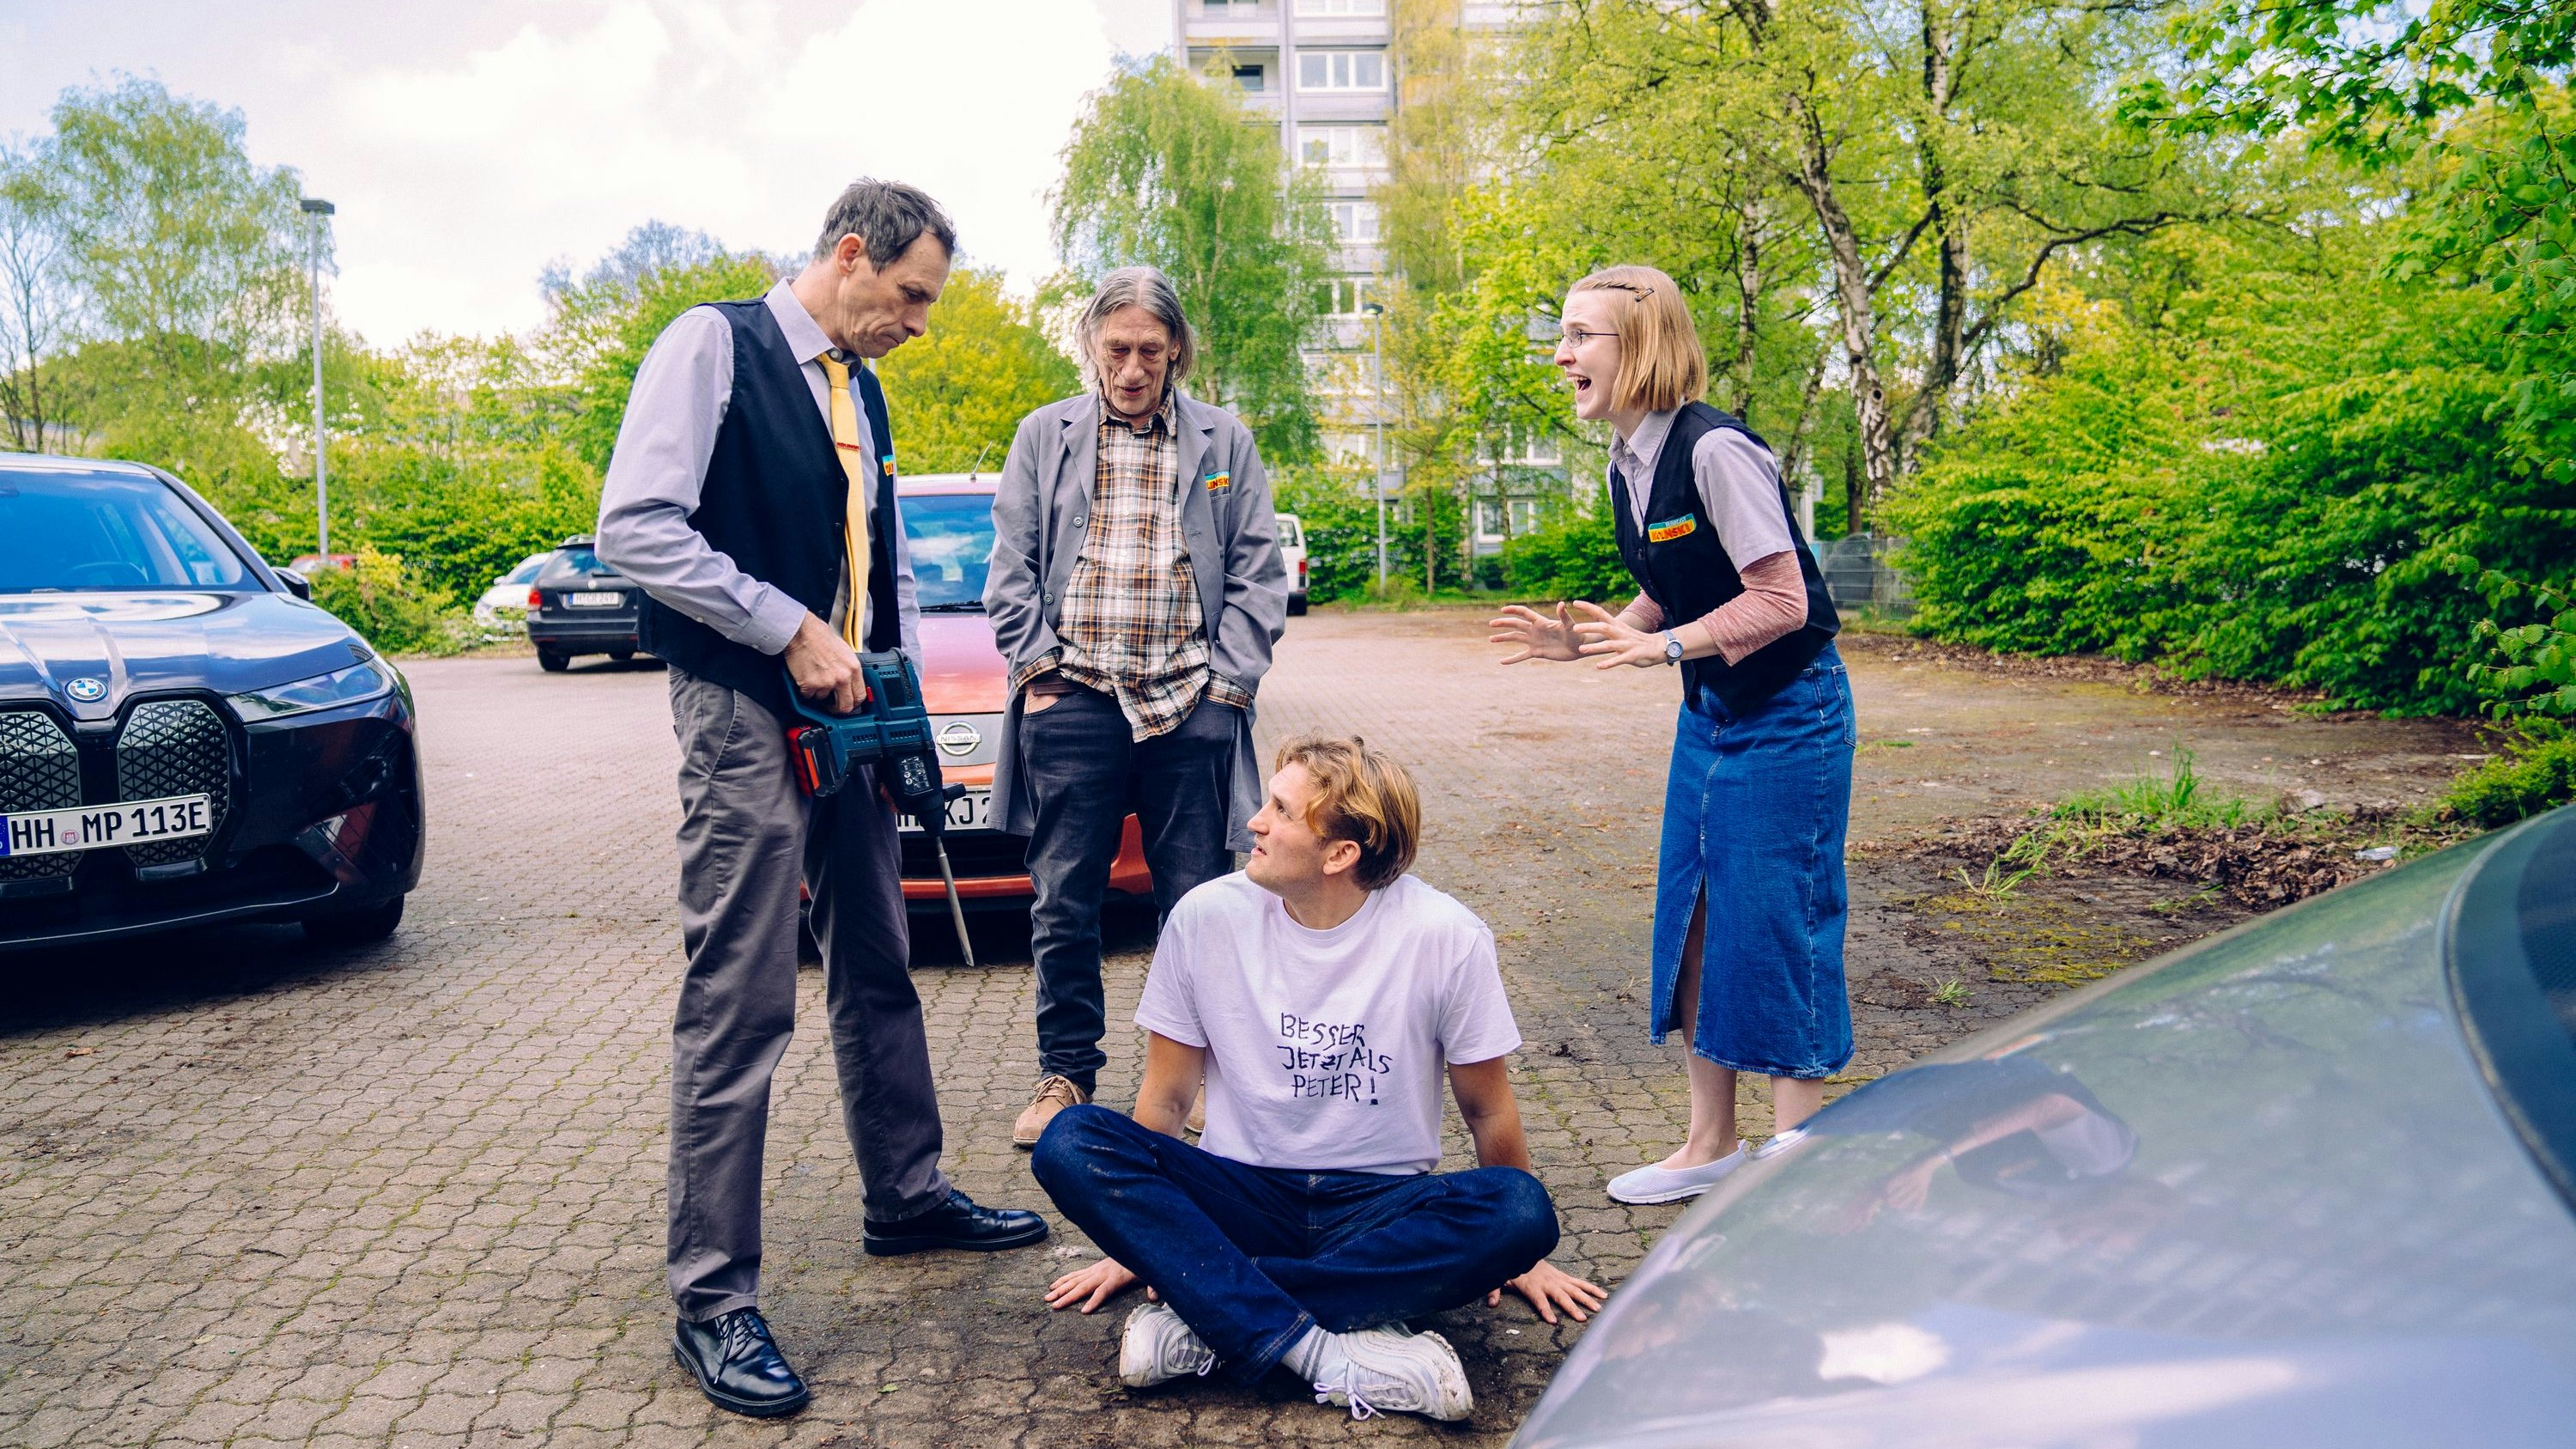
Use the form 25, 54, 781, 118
1661, 630, 1685, 666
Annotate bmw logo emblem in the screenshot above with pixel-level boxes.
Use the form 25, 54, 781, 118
938, 721, 981, 758
65, 677, 106, 703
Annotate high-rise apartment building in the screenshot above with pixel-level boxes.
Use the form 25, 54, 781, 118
1170, 1, 1566, 560
1170, 0, 1393, 466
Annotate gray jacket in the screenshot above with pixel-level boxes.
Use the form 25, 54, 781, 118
983, 391, 1289, 849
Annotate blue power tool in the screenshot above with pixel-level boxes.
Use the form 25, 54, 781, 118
783, 652, 976, 966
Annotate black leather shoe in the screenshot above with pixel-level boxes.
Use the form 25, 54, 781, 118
862, 1188, 1050, 1256
672, 1308, 810, 1418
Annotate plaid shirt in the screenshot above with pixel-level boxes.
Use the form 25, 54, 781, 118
1020, 391, 1249, 740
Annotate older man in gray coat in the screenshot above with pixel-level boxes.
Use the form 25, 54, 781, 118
985, 265, 1288, 1146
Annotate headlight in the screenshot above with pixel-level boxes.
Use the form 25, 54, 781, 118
228, 661, 397, 721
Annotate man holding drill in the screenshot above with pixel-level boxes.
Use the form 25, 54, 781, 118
597, 179, 1045, 1421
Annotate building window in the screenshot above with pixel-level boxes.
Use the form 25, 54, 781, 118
1328, 201, 1380, 242
1315, 276, 1375, 315
1297, 50, 1387, 91
1231, 64, 1266, 92
1299, 125, 1388, 167
1510, 498, 1542, 534
1296, 0, 1388, 15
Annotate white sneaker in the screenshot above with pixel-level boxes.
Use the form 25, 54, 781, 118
1118, 1303, 1216, 1388
1312, 1325, 1473, 1422
1606, 1144, 1747, 1204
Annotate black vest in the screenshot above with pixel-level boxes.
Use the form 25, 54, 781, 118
638, 299, 901, 720
1609, 401, 1838, 713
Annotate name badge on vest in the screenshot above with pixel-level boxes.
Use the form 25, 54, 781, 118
1647, 514, 1698, 544
1203, 470, 1231, 496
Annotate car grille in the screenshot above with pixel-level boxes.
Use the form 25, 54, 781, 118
0, 710, 81, 883
116, 699, 232, 868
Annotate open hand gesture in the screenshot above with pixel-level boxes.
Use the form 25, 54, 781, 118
1570, 600, 1669, 671
1488, 1260, 1609, 1324
1490, 601, 1584, 664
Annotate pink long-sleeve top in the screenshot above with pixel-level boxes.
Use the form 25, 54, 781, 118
1607, 410, 1808, 662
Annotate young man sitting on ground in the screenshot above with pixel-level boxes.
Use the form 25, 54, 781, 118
1031, 735, 1606, 1422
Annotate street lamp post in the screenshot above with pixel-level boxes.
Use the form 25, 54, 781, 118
300, 197, 335, 557
1363, 300, 1387, 588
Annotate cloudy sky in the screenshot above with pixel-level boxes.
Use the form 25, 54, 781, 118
0, 0, 1174, 345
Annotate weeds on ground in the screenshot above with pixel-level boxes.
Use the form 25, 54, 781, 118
2049, 749, 2270, 832
1952, 858, 2037, 901
1929, 978, 1971, 1008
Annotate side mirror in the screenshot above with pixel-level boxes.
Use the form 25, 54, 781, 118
276, 568, 313, 601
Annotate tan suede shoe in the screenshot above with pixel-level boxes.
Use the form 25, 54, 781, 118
1012, 1075, 1090, 1148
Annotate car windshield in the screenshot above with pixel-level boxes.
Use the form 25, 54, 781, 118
1277, 518, 1303, 549
551, 547, 605, 575
503, 553, 552, 585
0, 471, 251, 592
2447, 808, 2576, 1212
904, 493, 993, 610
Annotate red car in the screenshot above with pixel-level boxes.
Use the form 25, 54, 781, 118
894, 473, 1151, 910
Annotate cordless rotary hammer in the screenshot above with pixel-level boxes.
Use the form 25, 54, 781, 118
783, 652, 976, 966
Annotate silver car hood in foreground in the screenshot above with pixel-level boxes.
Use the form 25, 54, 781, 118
1516, 830, 2576, 1448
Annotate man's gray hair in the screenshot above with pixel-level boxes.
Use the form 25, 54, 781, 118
1076, 266, 1197, 388
813, 179, 957, 266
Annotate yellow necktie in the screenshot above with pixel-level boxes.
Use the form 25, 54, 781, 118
817, 353, 872, 650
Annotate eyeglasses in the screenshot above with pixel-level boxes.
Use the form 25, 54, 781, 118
1558, 326, 1616, 348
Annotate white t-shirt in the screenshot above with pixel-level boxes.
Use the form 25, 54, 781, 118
1135, 872, 1522, 1176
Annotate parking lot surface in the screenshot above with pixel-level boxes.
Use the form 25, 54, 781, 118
0, 612, 2476, 1446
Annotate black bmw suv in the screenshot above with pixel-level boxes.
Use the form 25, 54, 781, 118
0, 455, 426, 951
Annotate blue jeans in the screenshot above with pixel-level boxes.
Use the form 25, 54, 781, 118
1021, 686, 1239, 1095
1030, 1105, 1560, 1382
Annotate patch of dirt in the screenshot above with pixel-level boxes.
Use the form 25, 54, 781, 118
1890, 805, 2481, 910
1837, 629, 2359, 712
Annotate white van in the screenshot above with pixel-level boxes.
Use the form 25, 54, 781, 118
1275, 512, 1309, 615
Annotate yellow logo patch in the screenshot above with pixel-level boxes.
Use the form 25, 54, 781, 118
1647, 514, 1698, 543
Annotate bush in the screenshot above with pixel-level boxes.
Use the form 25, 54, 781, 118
1500, 504, 1630, 605
1271, 468, 1384, 604
2439, 726, 2576, 826
305, 548, 475, 656
1886, 229, 2575, 715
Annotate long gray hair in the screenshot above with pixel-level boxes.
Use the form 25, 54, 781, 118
1075, 266, 1197, 391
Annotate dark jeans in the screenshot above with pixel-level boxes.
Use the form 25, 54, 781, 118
1030, 1105, 1560, 1383
1021, 685, 1237, 1093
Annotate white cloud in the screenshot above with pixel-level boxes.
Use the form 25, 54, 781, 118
1, 0, 1173, 346
320, 0, 1149, 344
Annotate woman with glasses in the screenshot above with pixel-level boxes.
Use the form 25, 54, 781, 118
1490, 265, 1855, 1205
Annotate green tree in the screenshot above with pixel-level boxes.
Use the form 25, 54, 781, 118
876, 265, 1078, 473
0, 140, 79, 453
32, 76, 307, 393
550, 247, 778, 473
1052, 56, 1335, 461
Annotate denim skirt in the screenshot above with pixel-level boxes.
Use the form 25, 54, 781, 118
1649, 648, 1856, 1079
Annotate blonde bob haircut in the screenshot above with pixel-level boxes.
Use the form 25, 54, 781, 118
1272, 734, 1420, 892
1571, 265, 1707, 414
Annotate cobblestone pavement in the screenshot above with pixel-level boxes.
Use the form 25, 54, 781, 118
0, 612, 2475, 1447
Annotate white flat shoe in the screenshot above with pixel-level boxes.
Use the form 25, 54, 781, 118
1607, 1144, 1747, 1204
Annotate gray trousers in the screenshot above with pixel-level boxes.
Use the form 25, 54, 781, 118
665, 664, 950, 1323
